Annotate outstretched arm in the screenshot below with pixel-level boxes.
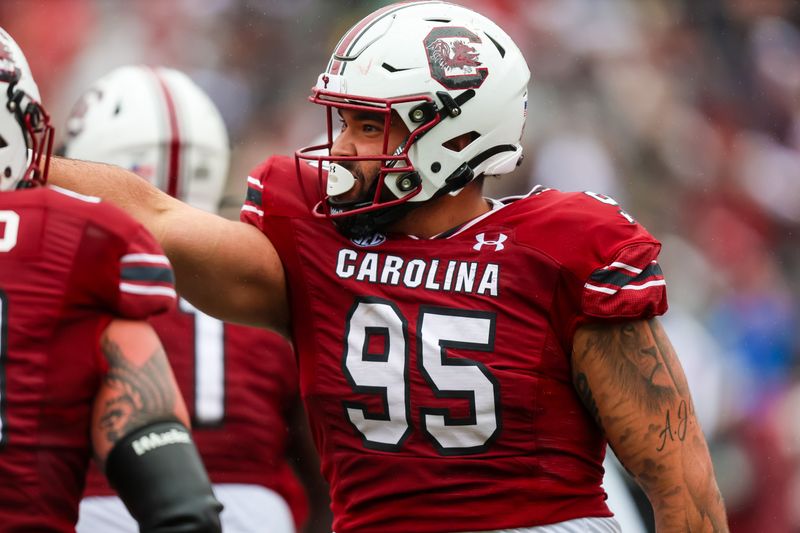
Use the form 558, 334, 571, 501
572, 318, 728, 532
49, 157, 289, 333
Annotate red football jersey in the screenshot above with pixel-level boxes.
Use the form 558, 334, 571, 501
82, 300, 309, 526
0, 186, 175, 532
241, 156, 667, 533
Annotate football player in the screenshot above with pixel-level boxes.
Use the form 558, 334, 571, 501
64, 65, 330, 533
0, 28, 221, 532
47, 2, 728, 532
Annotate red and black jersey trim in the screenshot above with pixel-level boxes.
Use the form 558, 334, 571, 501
241, 176, 265, 219
589, 262, 663, 288
118, 253, 177, 299
583, 259, 666, 297
246, 187, 262, 206
121, 265, 175, 284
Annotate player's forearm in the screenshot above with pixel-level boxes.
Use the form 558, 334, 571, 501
572, 319, 728, 532
49, 156, 170, 234
92, 320, 190, 469
605, 407, 726, 532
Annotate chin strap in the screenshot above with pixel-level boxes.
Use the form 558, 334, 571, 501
331, 165, 476, 239
330, 173, 418, 239
338, 201, 423, 239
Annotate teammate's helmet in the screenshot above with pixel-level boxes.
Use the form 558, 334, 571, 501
295, 1, 530, 237
63, 66, 229, 212
0, 28, 53, 191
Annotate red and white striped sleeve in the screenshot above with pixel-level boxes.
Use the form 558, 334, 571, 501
581, 241, 667, 320
111, 225, 176, 318
240, 171, 265, 231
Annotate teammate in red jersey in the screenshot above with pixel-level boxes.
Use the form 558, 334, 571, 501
0, 28, 221, 533
63, 65, 330, 533
46, 2, 728, 532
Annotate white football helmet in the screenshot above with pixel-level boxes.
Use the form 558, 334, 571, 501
63, 66, 229, 213
295, 1, 530, 237
0, 27, 53, 191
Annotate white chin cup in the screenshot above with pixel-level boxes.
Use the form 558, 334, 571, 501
326, 163, 356, 196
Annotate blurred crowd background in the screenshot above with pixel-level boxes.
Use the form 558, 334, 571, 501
2, 0, 799, 531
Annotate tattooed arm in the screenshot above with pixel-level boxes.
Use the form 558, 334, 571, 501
90, 319, 222, 532
572, 318, 728, 532
90, 319, 190, 469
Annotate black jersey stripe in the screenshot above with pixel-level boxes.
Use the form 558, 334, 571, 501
121, 266, 175, 284
589, 263, 663, 288
246, 187, 262, 206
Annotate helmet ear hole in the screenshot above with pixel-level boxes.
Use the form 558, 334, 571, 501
442, 131, 480, 152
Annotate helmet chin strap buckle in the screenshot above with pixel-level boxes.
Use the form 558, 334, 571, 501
326, 163, 356, 196
435, 90, 477, 119
441, 163, 474, 195
436, 91, 461, 117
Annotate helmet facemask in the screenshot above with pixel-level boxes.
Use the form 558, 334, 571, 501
296, 84, 446, 238
0, 47, 53, 191
294, 2, 530, 239
5, 78, 54, 189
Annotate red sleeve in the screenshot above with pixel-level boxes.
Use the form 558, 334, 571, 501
523, 190, 668, 345
240, 155, 321, 230
580, 241, 667, 319
68, 202, 176, 319
114, 224, 176, 318
536, 190, 668, 321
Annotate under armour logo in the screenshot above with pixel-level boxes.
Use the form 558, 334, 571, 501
473, 232, 507, 251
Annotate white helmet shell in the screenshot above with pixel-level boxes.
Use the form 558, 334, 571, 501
63, 65, 229, 212
298, 1, 529, 216
0, 27, 52, 191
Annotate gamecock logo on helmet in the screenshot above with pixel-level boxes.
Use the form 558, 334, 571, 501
0, 37, 20, 83
424, 27, 489, 90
